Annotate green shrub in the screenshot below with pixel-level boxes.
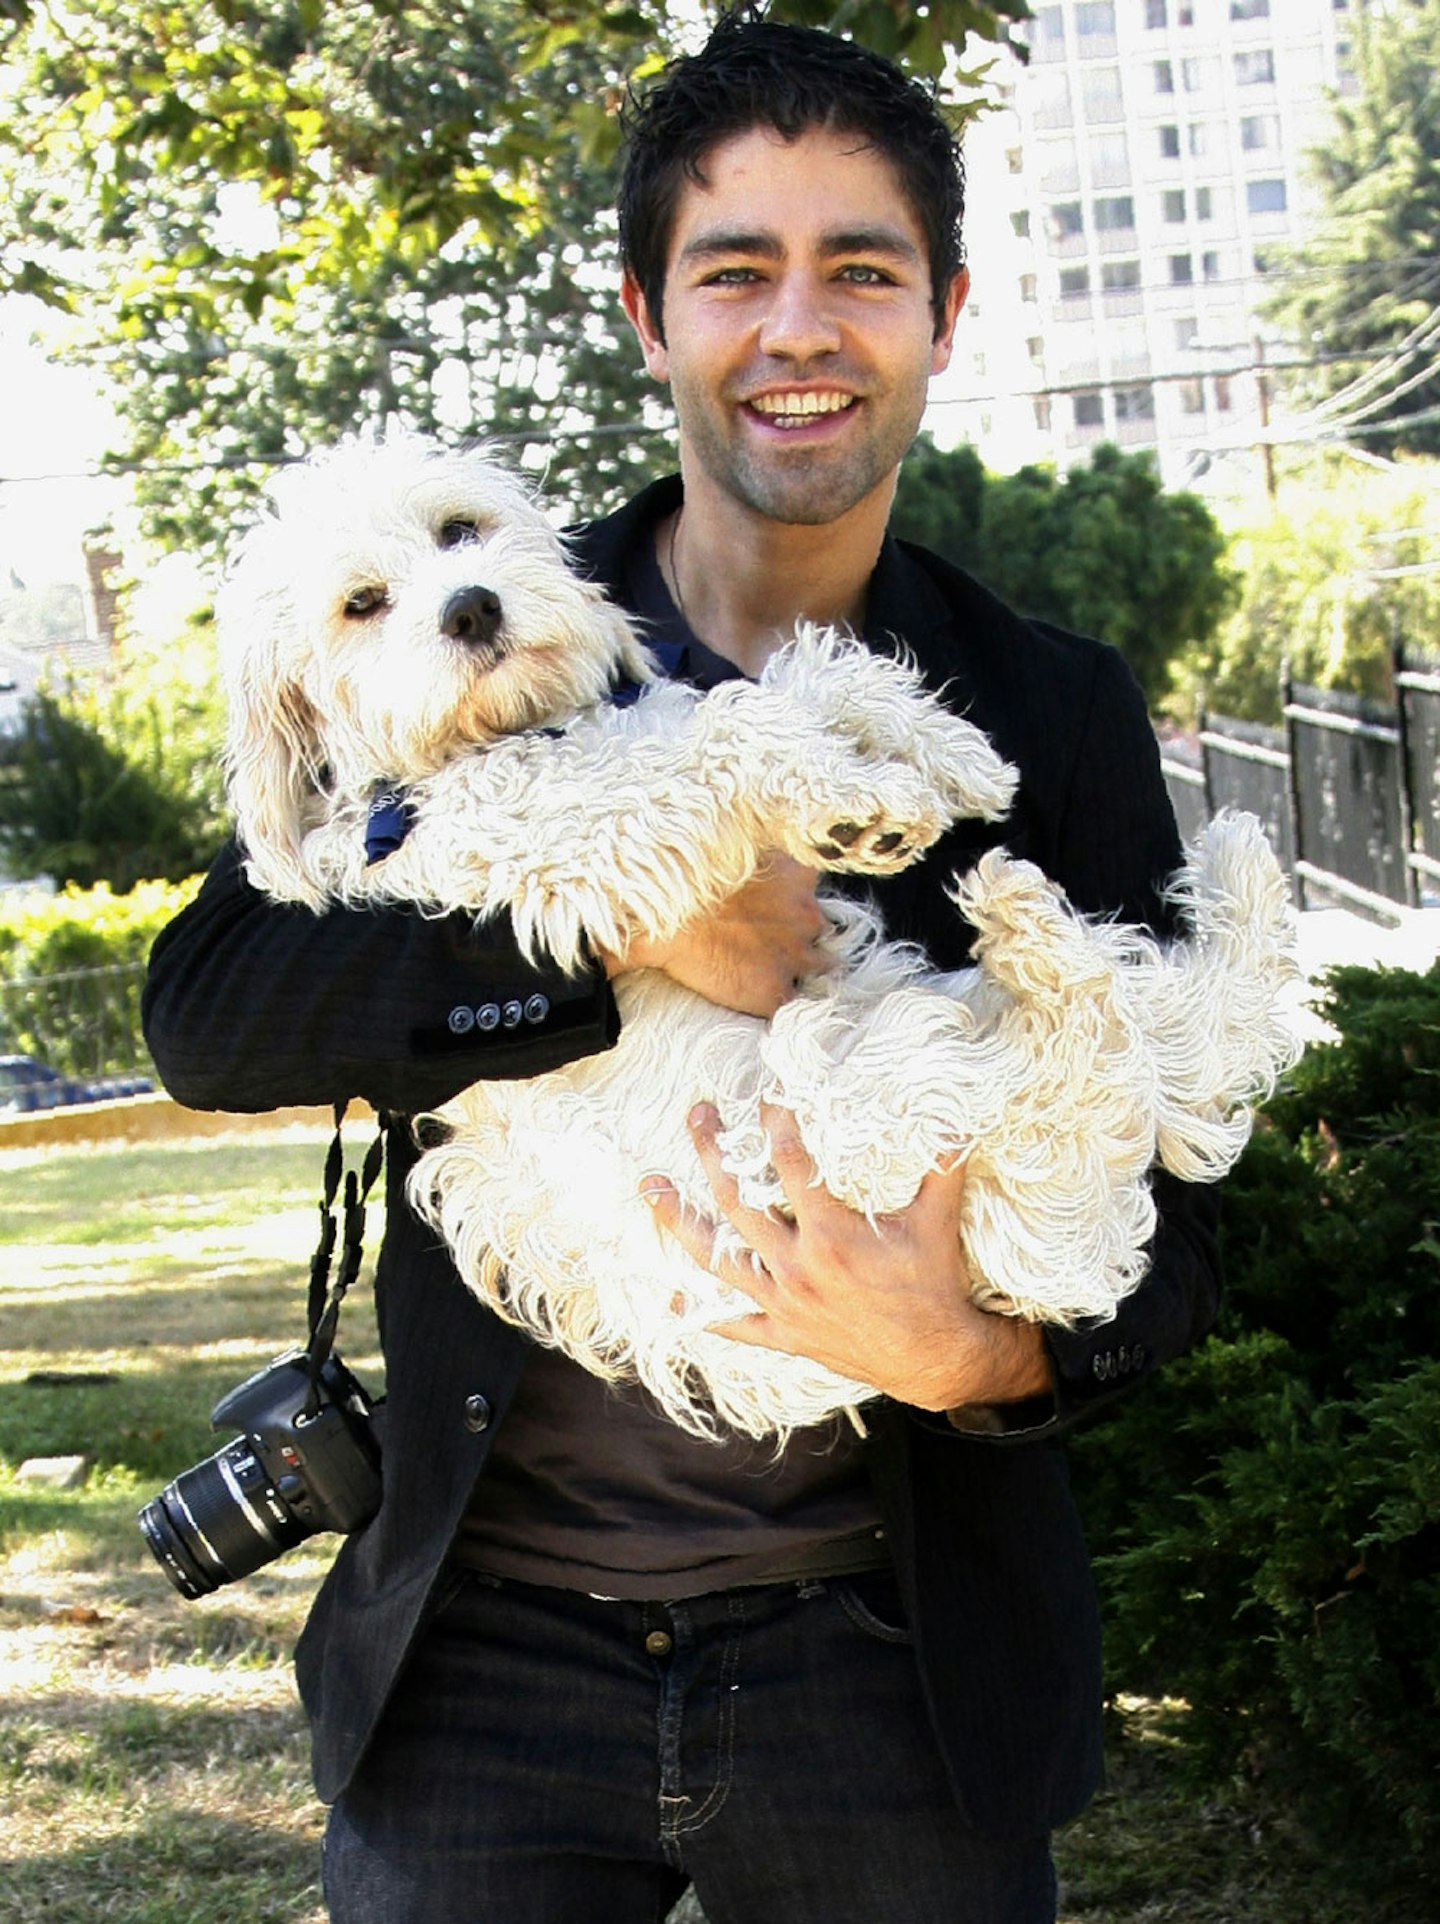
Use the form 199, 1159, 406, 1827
1070, 963, 1440, 1885
0, 876, 200, 1073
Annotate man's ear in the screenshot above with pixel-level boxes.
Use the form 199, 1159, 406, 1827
621, 270, 670, 382
930, 268, 970, 376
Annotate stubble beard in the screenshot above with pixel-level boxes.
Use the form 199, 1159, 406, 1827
676, 376, 926, 529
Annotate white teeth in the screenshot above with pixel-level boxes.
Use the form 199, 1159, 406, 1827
751, 392, 855, 423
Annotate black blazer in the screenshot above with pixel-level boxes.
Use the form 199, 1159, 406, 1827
142, 479, 1220, 1840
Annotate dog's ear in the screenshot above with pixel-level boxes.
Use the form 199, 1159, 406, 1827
223, 665, 329, 911
603, 596, 664, 690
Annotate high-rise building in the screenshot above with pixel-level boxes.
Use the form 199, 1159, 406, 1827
927, 0, 1361, 495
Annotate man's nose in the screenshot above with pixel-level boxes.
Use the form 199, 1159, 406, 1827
757, 273, 842, 361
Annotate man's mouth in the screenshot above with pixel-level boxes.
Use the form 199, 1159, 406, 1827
746, 391, 858, 432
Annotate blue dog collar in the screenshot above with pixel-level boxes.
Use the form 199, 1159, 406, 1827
365, 787, 418, 865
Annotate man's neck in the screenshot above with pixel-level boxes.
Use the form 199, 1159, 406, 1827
666, 463, 895, 677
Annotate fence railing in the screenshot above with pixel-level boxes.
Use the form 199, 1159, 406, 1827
0, 961, 153, 1080
1159, 649, 1440, 924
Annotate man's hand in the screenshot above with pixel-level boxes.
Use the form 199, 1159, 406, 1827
642, 1101, 1055, 1413
597, 855, 829, 1019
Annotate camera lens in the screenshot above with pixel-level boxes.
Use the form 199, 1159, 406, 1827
138, 1435, 312, 1599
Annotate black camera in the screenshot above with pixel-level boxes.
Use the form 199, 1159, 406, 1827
138, 1350, 382, 1600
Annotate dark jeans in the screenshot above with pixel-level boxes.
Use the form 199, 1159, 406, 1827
322, 1567, 1058, 1924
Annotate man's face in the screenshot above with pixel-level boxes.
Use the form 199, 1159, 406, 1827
623, 122, 967, 529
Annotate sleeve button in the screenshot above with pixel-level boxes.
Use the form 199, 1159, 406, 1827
463, 1393, 493, 1434
447, 1005, 476, 1034
501, 999, 524, 1028
524, 993, 550, 1023
476, 1003, 501, 1031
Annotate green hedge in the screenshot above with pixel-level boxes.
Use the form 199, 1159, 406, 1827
0, 877, 200, 1074
1070, 963, 1440, 1886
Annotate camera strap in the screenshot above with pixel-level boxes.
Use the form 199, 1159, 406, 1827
304, 1099, 388, 1413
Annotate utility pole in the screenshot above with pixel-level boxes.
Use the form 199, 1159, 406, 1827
1255, 335, 1277, 500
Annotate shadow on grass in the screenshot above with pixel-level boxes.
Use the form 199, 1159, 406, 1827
2, 1685, 307, 1777
2, 1345, 384, 1486
1, 1810, 324, 1924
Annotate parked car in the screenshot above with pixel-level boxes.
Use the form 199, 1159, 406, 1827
0, 1053, 154, 1113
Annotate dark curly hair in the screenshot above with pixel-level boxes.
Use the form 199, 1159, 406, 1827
617, 7, 966, 342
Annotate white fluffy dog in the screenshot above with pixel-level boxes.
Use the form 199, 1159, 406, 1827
216, 433, 1300, 1442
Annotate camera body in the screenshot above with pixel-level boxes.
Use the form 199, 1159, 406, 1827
139, 1350, 382, 1600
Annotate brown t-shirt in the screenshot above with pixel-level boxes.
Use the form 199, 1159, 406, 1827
452, 1343, 886, 1599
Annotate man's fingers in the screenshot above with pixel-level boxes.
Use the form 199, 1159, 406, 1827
640, 1177, 720, 1268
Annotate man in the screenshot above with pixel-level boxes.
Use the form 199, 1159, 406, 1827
143, 13, 1220, 1922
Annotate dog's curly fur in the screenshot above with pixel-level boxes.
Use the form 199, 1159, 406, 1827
217, 432, 1301, 1442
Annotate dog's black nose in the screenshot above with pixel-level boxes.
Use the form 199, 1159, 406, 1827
441, 586, 503, 648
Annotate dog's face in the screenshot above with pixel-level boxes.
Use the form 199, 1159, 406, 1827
215, 434, 652, 870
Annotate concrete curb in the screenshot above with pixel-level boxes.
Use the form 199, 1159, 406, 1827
0, 1091, 370, 1151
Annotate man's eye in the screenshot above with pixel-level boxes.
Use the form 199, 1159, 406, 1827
344, 585, 388, 619
839, 265, 894, 285
438, 518, 480, 549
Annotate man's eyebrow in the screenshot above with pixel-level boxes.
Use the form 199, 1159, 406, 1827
676, 225, 922, 265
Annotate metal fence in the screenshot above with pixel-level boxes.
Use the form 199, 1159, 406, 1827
0, 960, 153, 1079
1159, 649, 1440, 922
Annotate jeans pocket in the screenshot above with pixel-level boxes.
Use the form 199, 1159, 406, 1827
831, 1569, 913, 1646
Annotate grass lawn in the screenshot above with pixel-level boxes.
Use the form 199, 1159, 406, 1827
0, 1126, 1412, 1922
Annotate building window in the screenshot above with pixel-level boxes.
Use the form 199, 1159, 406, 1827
1049, 200, 1085, 238
1059, 266, 1091, 296
1027, 337, 1045, 365
1034, 396, 1053, 431
1154, 60, 1175, 93
1011, 209, 1032, 238
1181, 56, 1216, 91
1091, 130, 1131, 178
1202, 249, 1221, 280
1081, 66, 1125, 119
1020, 273, 1039, 302
1241, 114, 1281, 151
1093, 195, 1136, 230
973, 351, 988, 377
1214, 376, 1233, 411
1169, 254, 1194, 285
1246, 177, 1288, 214
1230, 0, 1271, 18
1179, 379, 1206, 414
1145, 0, 1167, 27
1176, 1, 1195, 22
1235, 48, 1277, 84
1032, 6, 1066, 50
1074, 391, 1105, 428
1175, 315, 1199, 349
1195, 186, 1213, 219
1159, 124, 1181, 159
1075, 2, 1115, 32
1101, 260, 1141, 290
1007, 146, 1024, 173
1188, 123, 1209, 156
1114, 384, 1156, 422
1163, 189, 1187, 222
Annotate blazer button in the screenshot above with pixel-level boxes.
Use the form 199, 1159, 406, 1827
463, 1393, 493, 1434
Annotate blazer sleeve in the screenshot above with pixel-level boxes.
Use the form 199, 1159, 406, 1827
141, 838, 620, 1117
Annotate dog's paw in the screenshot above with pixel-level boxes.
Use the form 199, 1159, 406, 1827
785, 762, 943, 873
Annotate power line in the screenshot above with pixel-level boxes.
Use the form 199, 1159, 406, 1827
7, 339, 1438, 491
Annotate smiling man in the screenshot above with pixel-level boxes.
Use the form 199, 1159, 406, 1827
143, 11, 1221, 1923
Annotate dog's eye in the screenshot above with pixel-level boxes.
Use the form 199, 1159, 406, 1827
438, 519, 480, 550
344, 585, 388, 619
